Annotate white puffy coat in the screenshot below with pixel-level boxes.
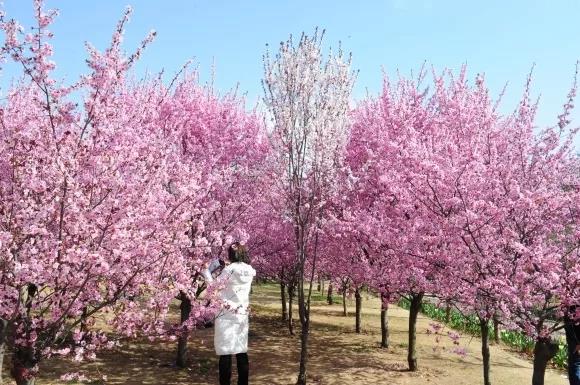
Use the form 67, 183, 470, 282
204, 262, 256, 355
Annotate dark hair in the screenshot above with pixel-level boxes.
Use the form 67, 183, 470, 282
227, 242, 249, 263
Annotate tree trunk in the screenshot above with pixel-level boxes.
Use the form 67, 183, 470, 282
296, 315, 309, 385
288, 284, 295, 335
342, 290, 347, 316
407, 292, 424, 372
380, 300, 389, 348
480, 318, 491, 385
321, 279, 325, 295
317, 278, 321, 292
531, 338, 559, 385
11, 347, 36, 385
445, 302, 452, 323
326, 282, 333, 305
355, 287, 362, 333
0, 318, 7, 384
281, 282, 288, 321
296, 276, 310, 385
176, 293, 192, 368
493, 315, 500, 344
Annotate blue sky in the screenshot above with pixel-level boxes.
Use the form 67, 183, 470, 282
2, 0, 580, 148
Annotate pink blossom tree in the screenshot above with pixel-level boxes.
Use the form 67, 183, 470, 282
248, 203, 298, 332
348, 64, 580, 385
0, 3, 269, 381
147, 76, 268, 367
0, 3, 178, 384
347, 69, 444, 372
491, 69, 580, 385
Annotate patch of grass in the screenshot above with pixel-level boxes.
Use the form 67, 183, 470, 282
499, 330, 535, 354
197, 357, 213, 375
309, 291, 343, 305
553, 342, 568, 368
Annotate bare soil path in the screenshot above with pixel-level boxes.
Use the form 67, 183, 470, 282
1, 283, 568, 384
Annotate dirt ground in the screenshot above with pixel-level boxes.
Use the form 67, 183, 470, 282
1, 283, 569, 384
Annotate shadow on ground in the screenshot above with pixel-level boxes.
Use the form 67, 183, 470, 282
1, 283, 566, 385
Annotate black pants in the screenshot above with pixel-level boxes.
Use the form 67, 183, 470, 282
565, 323, 580, 385
219, 353, 249, 385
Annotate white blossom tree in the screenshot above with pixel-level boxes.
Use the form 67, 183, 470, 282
262, 29, 355, 385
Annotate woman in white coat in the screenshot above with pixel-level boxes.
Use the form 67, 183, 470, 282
203, 242, 256, 385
